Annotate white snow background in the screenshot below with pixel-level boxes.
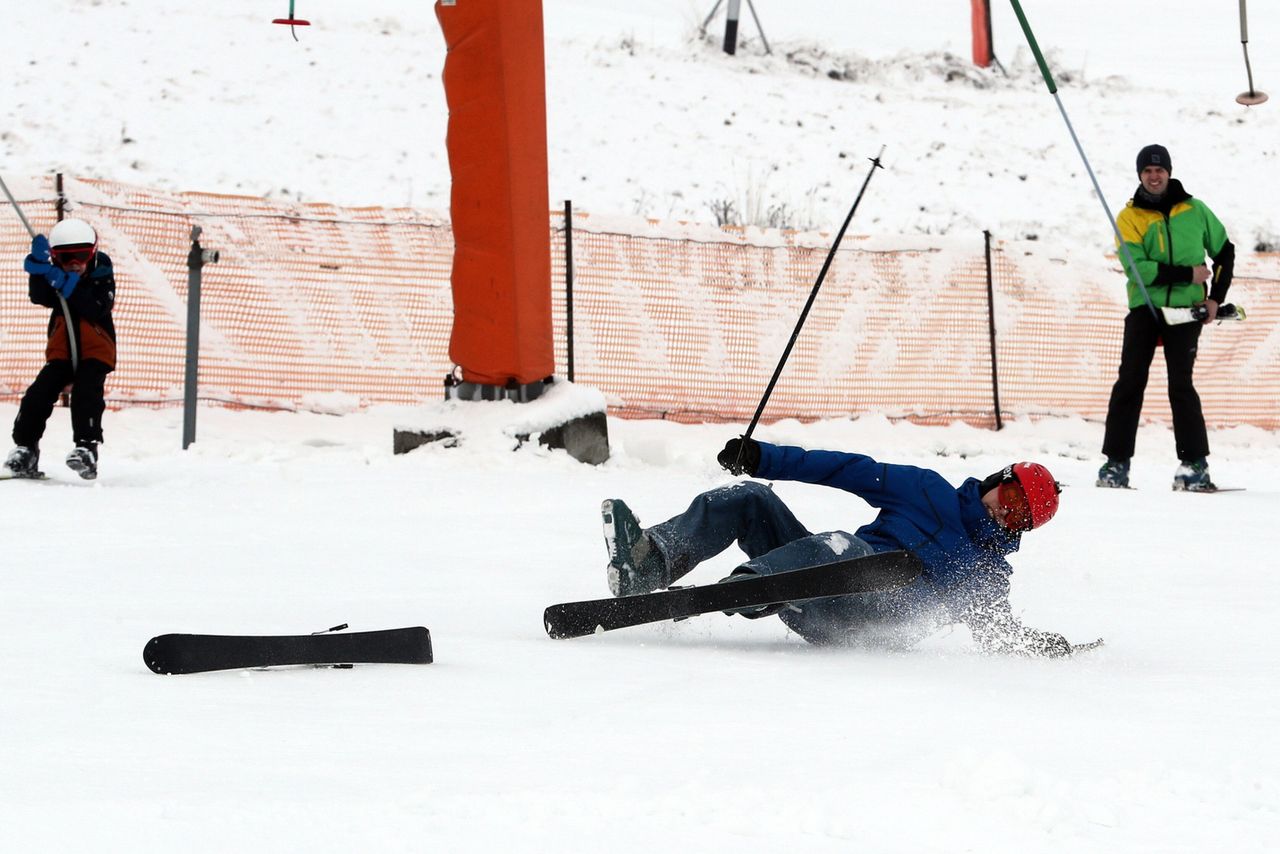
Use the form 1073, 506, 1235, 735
3, 1, 1280, 851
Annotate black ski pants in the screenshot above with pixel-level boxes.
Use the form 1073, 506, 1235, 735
1101, 308, 1207, 463
12, 358, 111, 449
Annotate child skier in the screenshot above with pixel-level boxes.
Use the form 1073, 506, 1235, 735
3, 218, 116, 480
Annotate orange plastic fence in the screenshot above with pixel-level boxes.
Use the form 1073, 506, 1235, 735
1, 175, 1277, 432
551, 214, 1280, 430
1, 176, 453, 409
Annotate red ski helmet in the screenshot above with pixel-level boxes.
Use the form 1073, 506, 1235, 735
981, 462, 1061, 532
1008, 462, 1060, 530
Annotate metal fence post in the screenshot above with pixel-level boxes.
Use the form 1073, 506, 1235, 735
564, 199, 575, 382
983, 230, 1003, 430
183, 225, 218, 449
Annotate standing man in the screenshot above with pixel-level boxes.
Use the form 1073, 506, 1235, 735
1097, 144, 1235, 492
2, 218, 116, 480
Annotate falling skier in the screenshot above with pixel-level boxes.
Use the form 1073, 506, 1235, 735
3, 218, 116, 481
600, 437, 1090, 657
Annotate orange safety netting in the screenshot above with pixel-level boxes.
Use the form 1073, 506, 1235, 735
2, 175, 1277, 431
1, 176, 454, 409
550, 213, 1280, 430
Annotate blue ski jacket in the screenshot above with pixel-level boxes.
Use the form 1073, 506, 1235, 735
755, 442, 1020, 624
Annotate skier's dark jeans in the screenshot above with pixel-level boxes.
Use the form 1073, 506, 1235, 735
12, 358, 111, 448
647, 481, 820, 579
646, 481, 905, 645
1102, 308, 1207, 462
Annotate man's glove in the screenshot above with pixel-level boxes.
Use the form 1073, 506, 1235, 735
717, 437, 761, 477
30, 234, 50, 264
1020, 629, 1072, 658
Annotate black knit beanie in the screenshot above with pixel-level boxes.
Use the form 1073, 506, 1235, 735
1136, 144, 1172, 175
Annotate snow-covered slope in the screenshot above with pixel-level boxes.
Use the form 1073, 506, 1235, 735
3, 1, 1277, 250
2, 405, 1279, 851
4, 3, 1280, 850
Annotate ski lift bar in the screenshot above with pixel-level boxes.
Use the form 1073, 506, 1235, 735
272, 0, 310, 41
1236, 0, 1268, 106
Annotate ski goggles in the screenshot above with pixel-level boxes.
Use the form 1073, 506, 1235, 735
51, 244, 95, 267
998, 480, 1034, 533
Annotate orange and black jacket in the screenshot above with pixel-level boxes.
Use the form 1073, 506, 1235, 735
27, 251, 117, 370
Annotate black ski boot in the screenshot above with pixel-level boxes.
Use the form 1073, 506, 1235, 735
601, 499, 668, 596
66, 441, 99, 480
3, 445, 42, 479
1172, 458, 1216, 492
1096, 458, 1130, 489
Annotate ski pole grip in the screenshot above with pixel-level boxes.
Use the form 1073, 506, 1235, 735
1009, 0, 1057, 94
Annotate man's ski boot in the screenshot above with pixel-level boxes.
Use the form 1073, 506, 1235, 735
65, 441, 98, 481
602, 499, 668, 597
1096, 458, 1130, 489
3, 445, 42, 479
718, 568, 784, 619
1172, 458, 1216, 492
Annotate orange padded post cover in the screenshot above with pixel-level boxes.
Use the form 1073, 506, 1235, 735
435, 0, 554, 386
970, 0, 992, 68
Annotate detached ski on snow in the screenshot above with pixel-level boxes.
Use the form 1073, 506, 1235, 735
144, 625, 433, 674
544, 550, 923, 639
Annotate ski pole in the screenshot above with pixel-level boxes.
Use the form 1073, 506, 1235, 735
0, 173, 79, 370
1007, 1, 1159, 322
736, 146, 885, 464
1236, 0, 1269, 106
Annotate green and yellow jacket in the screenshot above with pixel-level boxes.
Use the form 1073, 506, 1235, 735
1115, 178, 1235, 310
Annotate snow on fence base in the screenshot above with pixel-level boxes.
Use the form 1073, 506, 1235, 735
2, 175, 1278, 431
392, 379, 610, 465
393, 411, 610, 466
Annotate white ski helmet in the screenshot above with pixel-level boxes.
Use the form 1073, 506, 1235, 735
49, 218, 98, 267
49, 218, 97, 249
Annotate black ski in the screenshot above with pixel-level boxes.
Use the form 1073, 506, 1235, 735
144, 625, 433, 674
1100, 485, 1244, 493
1177, 486, 1245, 493
544, 550, 922, 639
